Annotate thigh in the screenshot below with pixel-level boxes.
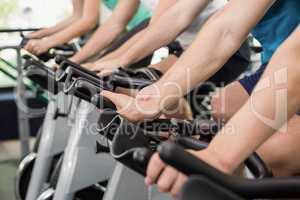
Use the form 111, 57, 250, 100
211, 81, 249, 122
257, 115, 300, 176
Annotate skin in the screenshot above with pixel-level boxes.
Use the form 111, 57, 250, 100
102, 24, 300, 198
99, 0, 300, 197
69, 0, 142, 64
24, 0, 99, 55
87, 0, 214, 75
211, 73, 300, 177
83, 0, 177, 75
103, 0, 277, 122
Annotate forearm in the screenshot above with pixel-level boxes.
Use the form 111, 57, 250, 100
153, 0, 275, 108
46, 18, 97, 48
72, 0, 140, 63
206, 28, 300, 173
119, 15, 185, 67
119, 0, 188, 67
71, 21, 125, 63
45, 0, 99, 48
29, 16, 76, 39
100, 28, 147, 62
156, 18, 245, 110
43, 17, 78, 36
148, 0, 177, 24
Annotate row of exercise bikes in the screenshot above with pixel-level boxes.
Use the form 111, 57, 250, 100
13, 33, 300, 200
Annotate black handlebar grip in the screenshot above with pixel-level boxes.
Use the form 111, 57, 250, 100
133, 148, 153, 167
245, 153, 273, 179
158, 142, 300, 199
91, 94, 117, 111
158, 141, 224, 177
174, 137, 208, 150
55, 55, 65, 65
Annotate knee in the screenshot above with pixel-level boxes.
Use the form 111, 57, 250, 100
258, 145, 295, 177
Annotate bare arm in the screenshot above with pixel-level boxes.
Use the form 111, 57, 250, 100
98, 0, 177, 62
28, 0, 83, 39
70, 0, 141, 63
45, 0, 99, 48
154, 0, 275, 109
205, 26, 300, 173
101, 0, 276, 123
118, 0, 212, 67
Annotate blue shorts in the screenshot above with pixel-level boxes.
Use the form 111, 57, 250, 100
239, 64, 267, 95
239, 64, 300, 116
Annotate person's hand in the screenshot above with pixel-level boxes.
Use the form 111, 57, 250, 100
145, 152, 187, 198
101, 84, 163, 122
145, 149, 218, 198
91, 59, 124, 76
24, 38, 53, 55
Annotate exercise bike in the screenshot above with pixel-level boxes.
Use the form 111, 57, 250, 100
16, 39, 78, 200
154, 141, 300, 199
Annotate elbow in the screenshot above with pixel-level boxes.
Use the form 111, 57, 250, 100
210, 17, 247, 58
209, 9, 248, 49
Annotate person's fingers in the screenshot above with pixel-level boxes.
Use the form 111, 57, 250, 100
24, 41, 33, 52
82, 63, 93, 70
101, 90, 131, 110
156, 166, 178, 193
98, 69, 114, 77
91, 64, 104, 72
32, 45, 40, 55
145, 153, 166, 186
170, 174, 187, 198
27, 32, 38, 39
136, 85, 160, 101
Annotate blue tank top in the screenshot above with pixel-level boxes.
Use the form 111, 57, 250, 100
251, 0, 300, 64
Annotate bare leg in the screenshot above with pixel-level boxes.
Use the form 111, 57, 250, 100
211, 81, 249, 122
257, 115, 300, 177
211, 81, 300, 177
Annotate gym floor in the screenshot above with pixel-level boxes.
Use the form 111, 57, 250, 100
0, 140, 34, 200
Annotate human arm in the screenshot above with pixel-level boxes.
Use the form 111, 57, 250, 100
118, 0, 213, 67
87, 0, 177, 72
102, 0, 276, 122
25, 0, 99, 55
70, 0, 141, 64
145, 25, 300, 198
27, 0, 83, 39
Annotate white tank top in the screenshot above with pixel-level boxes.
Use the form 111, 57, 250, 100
141, 0, 227, 49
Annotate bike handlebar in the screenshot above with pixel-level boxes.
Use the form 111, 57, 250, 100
158, 142, 300, 199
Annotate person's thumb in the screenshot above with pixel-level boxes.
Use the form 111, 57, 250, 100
101, 90, 131, 111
